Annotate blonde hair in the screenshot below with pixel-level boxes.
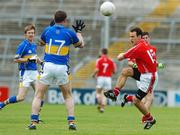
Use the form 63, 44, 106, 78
24, 24, 35, 34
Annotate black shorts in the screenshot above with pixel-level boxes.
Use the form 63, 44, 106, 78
131, 68, 141, 81
135, 89, 147, 100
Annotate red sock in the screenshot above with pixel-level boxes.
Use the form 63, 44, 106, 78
126, 95, 133, 102
144, 113, 153, 121
113, 87, 120, 96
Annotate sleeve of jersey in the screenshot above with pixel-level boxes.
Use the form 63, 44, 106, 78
68, 30, 81, 48
95, 59, 100, 69
15, 44, 24, 59
40, 27, 49, 44
124, 45, 139, 59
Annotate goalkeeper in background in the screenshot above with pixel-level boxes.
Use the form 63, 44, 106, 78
0, 24, 44, 119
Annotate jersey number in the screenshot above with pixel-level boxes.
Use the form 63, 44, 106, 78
48, 38, 65, 55
102, 63, 109, 73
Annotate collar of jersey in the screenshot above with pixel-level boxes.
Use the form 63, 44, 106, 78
54, 24, 65, 28
24, 39, 35, 45
136, 39, 144, 45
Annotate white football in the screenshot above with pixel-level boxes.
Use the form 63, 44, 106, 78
100, 1, 116, 16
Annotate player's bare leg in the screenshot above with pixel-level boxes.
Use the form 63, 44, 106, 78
29, 82, 48, 130
104, 67, 133, 101
96, 88, 106, 113
122, 94, 156, 129
0, 87, 28, 109
60, 82, 76, 130
142, 92, 153, 111
32, 81, 45, 123
141, 92, 153, 123
101, 93, 107, 112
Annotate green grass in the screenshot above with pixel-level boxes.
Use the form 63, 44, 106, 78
0, 103, 180, 135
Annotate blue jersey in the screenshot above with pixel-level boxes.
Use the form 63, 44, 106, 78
41, 25, 79, 65
15, 39, 37, 70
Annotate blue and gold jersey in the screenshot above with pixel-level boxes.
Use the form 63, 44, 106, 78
41, 25, 79, 65
15, 39, 37, 70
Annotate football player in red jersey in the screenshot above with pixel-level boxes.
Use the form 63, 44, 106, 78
104, 27, 157, 129
92, 48, 116, 113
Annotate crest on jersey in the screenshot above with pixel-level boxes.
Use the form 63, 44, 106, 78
56, 30, 60, 34
28, 50, 32, 53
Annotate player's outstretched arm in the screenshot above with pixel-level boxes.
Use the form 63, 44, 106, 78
72, 20, 86, 33
14, 55, 28, 63
117, 53, 125, 61
72, 20, 86, 48
76, 33, 85, 48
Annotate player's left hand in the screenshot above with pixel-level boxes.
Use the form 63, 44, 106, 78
72, 20, 86, 33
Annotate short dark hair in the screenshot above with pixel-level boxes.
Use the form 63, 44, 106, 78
142, 31, 150, 37
130, 27, 143, 37
54, 10, 67, 23
101, 48, 108, 55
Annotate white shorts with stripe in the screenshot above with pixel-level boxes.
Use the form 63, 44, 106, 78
136, 72, 158, 93
19, 70, 38, 87
96, 76, 112, 90
39, 62, 69, 85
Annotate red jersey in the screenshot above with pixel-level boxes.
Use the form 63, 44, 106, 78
124, 39, 157, 73
96, 55, 116, 77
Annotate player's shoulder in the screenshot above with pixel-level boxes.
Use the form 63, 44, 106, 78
17, 39, 27, 47
96, 57, 101, 62
63, 27, 75, 34
42, 26, 52, 33
149, 44, 156, 50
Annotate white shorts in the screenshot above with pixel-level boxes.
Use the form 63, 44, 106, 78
19, 70, 38, 87
136, 72, 158, 93
39, 62, 69, 85
96, 76, 112, 90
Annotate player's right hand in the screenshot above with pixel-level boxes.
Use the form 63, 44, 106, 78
132, 63, 138, 68
28, 55, 38, 63
72, 20, 86, 33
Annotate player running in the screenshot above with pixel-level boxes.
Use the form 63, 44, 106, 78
92, 48, 116, 113
104, 27, 158, 129
0, 24, 44, 121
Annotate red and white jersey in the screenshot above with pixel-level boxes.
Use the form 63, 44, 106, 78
96, 55, 116, 77
124, 39, 157, 73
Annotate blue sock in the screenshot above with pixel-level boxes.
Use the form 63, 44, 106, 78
8, 96, 17, 103
31, 114, 39, 122
67, 116, 75, 124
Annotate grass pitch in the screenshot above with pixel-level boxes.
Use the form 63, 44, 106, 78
0, 103, 180, 135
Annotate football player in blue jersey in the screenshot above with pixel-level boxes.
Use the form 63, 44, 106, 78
28, 10, 85, 130
0, 24, 44, 116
